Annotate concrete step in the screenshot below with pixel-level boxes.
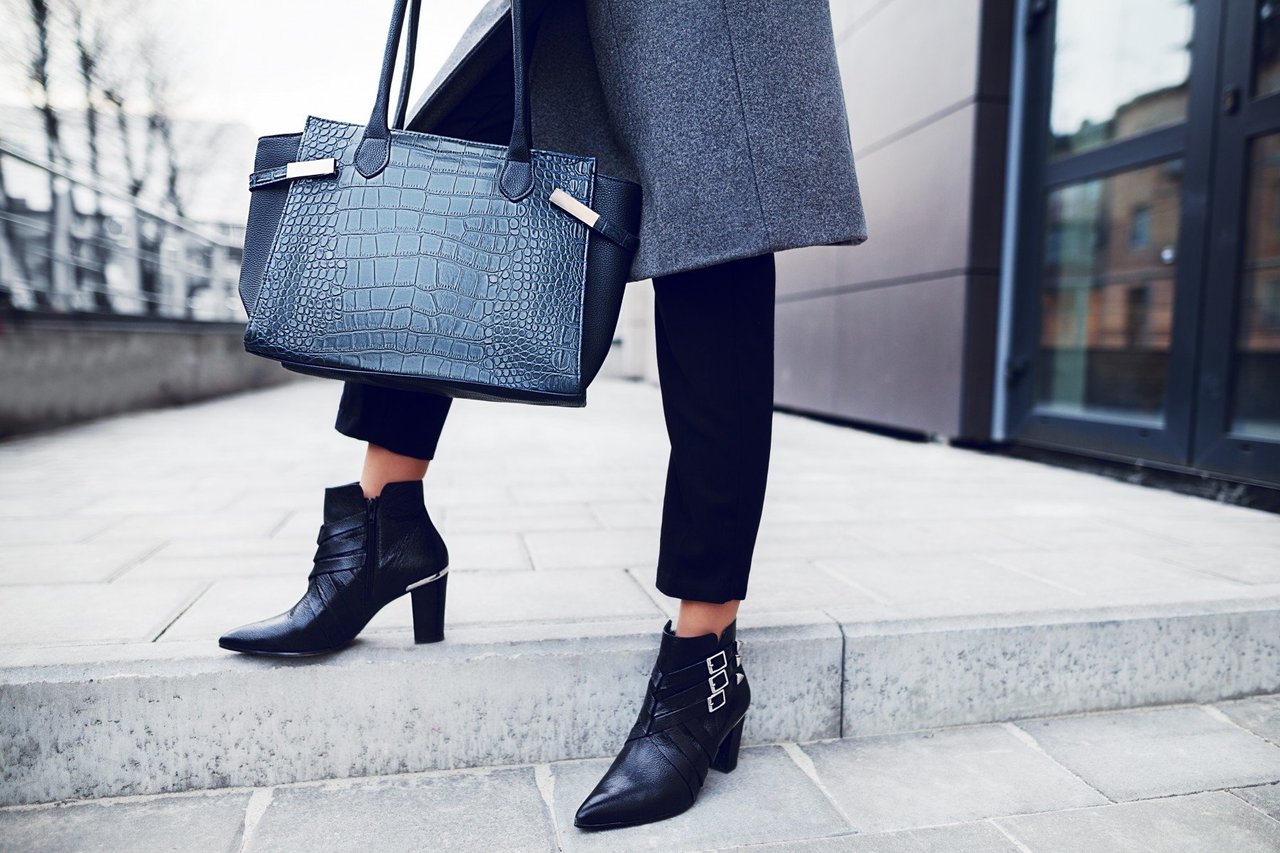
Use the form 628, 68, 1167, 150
5, 596, 1280, 807
6, 696, 1280, 852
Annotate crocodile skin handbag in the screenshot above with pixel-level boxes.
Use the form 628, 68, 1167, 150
236, 0, 641, 405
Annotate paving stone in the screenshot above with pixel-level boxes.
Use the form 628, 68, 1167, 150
1217, 694, 1280, 746
991, 516, 1175, 550
738, 822, 1021, 852
250, 768, 553, 852
978, 549, 1246, 597
525, 529, 660, 570
752, 529, 882, 562
147, 537, 313, 561
1015, 706, 1280, 800
0, 516, 119, 546
75, 489, 240, 516
1232, 782, 1280, 820
818, 553, 1064, 607
1153, 544, 1280, 584
510, 482, 645, 505
996, 791, 1280, 853
118, 554, 302, 582
443, 532, 532, 570
1113, 515, 1280, 548
0, 581, 205, 646
589, 500, 663, 530
90, 511, 290, 542
548, 745, 851, 852
799, 725, 1107, 833
445, 569, 661, 625
442, 502, 600, 533
0, 790, 251, 852
626, 561, 878, 618
0, 542, 159, 585
825, 519, 1041, 555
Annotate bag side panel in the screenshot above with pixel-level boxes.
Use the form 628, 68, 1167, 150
239, 133, 302, 315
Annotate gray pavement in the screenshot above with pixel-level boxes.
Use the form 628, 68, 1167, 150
1, 377, 1275, 644
5, 698, 1280, 851
3, 377, 1280, 846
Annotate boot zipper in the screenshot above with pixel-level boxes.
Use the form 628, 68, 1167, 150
365, 496, 379, 602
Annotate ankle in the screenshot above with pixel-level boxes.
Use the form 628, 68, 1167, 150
675, 600, 741, 639
360, 444, 430, 497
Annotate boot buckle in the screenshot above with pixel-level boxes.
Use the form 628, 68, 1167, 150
706, 649, 730, 711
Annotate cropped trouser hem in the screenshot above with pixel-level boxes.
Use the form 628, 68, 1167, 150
332, 252, 776, 603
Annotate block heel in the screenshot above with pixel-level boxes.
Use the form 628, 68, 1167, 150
409, 569, 448, 644
711, 715, 745, 773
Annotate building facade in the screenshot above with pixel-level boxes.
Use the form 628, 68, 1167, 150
772, 0, 1279, 488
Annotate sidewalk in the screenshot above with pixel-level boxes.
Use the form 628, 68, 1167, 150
4, 699, 1280, 851
2, 378, 1279, 816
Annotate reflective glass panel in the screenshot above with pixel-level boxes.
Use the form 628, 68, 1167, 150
1257, 0, 1280, 98
1049, 0, 1194, 158
1036, 161, 1184, 423
1231, 134, 1280, 439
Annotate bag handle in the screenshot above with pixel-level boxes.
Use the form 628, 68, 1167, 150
357, 0, 536, 202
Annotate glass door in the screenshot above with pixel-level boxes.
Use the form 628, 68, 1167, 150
1006, 0, 1280, 486
1192, 0, 1280, 484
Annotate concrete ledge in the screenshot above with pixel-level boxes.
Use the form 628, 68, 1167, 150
835, 597, 1280, 736
0, 614, 842, 806
0, 317, 292, 437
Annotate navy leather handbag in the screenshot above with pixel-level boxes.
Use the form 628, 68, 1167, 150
237, 0, 641, 405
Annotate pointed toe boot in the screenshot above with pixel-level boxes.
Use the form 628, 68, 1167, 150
574, 619, 749, 831
218, 480, 449, 656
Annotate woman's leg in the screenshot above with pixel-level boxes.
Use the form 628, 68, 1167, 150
335, 383, 453, 493
651, 252, 776, 639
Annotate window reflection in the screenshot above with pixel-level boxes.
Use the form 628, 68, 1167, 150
1257, 0, 1280, 98
1049, 0, 1194, 158
1036, 161, 1183, 422
1232, 134, 1280, 439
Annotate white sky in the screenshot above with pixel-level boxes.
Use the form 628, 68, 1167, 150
1, 0, 488, 141
1051, 0, 1194, 134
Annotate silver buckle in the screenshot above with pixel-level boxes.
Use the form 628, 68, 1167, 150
706, 649, 730, 712
706, 650, 728, 674
708, 667, 730, 694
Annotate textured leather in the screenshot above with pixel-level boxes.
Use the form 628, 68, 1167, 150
238, 0, 641, 406
218, 480, 448, 656
244, 116, 610, 402
580, 175, 641, 386
574, 620, 750, 829
239, 133, 301, 314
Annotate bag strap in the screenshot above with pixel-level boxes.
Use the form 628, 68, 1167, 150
391, 0, 422, 131
357, 0, 536, 203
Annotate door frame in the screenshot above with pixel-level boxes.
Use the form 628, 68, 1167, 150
1190, 0, 1280, 486
1004, 0, 1230, 473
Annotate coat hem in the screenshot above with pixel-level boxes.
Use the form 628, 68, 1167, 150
629, 228, 869, 283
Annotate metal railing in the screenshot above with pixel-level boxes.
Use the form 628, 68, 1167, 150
0, 143, 245, 322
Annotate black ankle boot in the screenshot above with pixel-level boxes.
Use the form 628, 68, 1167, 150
573, 618, 750, 830
218, 480, 449, 656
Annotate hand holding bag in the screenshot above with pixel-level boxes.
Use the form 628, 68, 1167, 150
237, 0, 642, 405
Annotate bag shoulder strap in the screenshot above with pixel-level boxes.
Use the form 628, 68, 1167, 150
356, 0, 536, 203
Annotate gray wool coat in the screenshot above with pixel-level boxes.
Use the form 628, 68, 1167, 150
407, 0, 869, 282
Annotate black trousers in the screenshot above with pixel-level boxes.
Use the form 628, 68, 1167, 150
335, 252, 776, 603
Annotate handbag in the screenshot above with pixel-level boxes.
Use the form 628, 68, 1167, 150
236, 0, 641, 406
